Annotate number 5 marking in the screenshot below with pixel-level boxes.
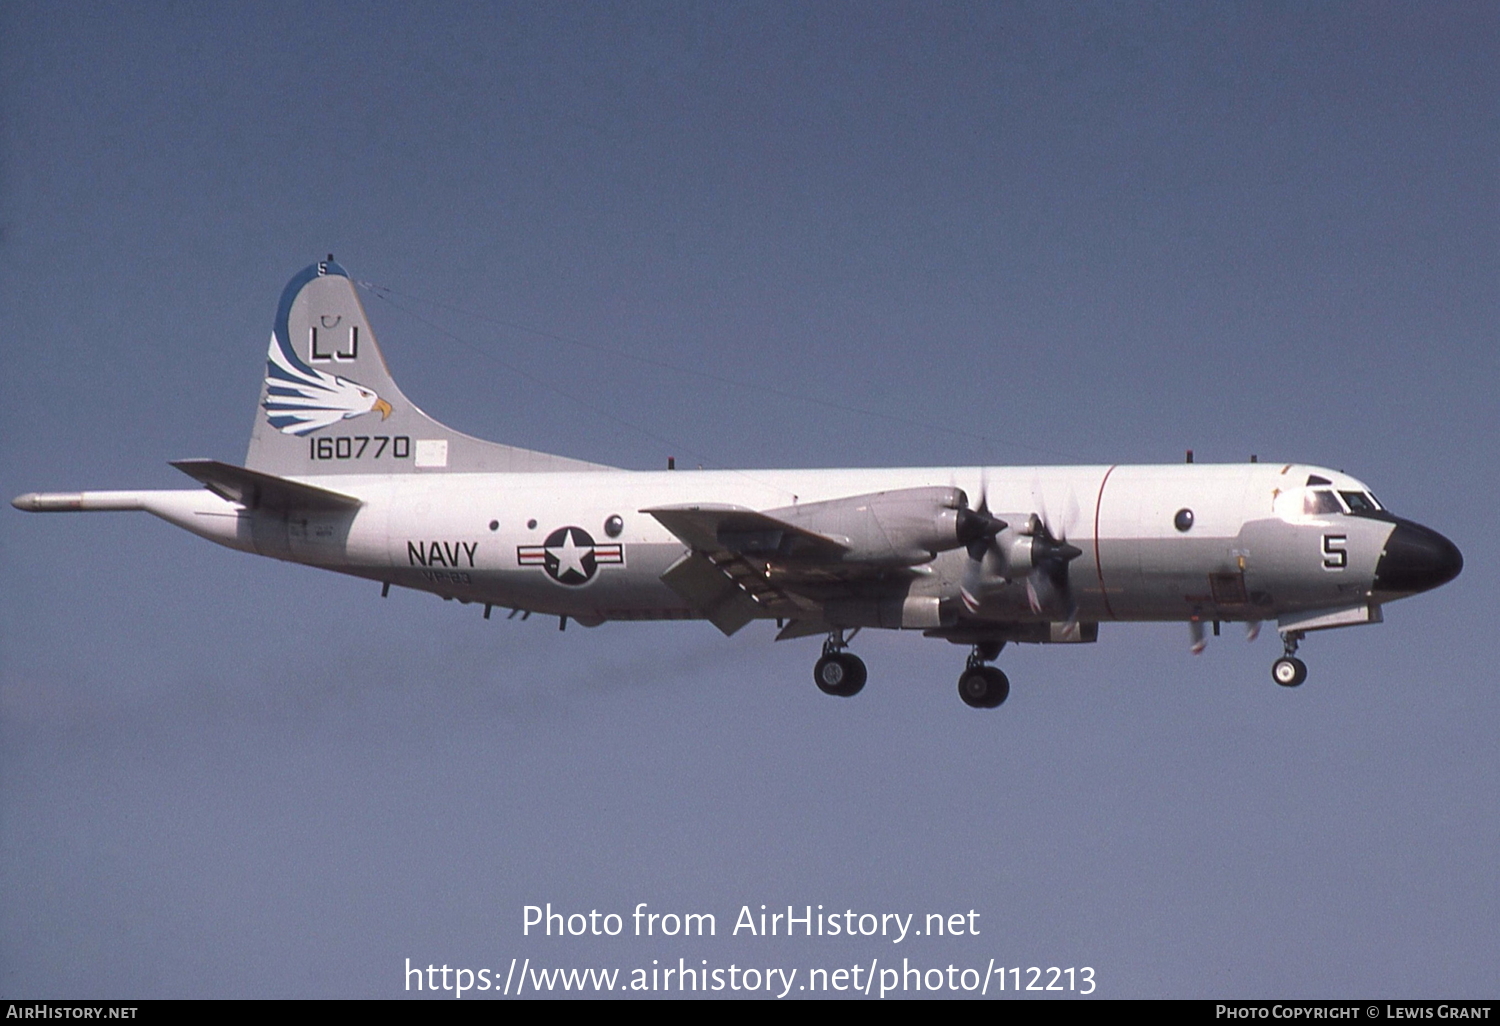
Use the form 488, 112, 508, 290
1323, 534, 1348, 570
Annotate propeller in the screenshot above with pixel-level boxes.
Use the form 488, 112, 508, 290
958, 478, 1005, 612
956, 493, 1006, 560
959, 477, 1085, 618
1022, 512, 1083, 620
1020, 479, 1083, 620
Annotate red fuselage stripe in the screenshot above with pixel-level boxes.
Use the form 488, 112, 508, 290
1094, 464, 1119, 621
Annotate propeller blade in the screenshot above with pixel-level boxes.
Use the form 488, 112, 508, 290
1189, 619, 1207, 654
961, 558, 986, 613
1033, 482, 1081, 549
957, 506, 1005, 559
1024, 563, 1079, 620
1059, 489, 1080, 541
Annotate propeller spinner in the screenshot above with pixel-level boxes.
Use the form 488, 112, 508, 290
956, 497, 1006, 560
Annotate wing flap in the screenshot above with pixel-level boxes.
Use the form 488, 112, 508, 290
659, 553, 766, 636
170, 459, 362, 513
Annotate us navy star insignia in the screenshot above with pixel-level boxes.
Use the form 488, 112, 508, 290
517, 526, 624, 586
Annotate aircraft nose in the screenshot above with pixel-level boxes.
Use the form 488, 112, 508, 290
1373, 519, 1463, 596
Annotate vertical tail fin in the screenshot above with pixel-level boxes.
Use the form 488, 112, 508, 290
245, 259, 613, 475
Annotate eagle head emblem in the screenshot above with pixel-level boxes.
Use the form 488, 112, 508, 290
261, 332, 393, 436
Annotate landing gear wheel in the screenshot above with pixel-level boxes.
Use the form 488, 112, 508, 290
814, 652, 867, 697
958, 666, 1010, 709
1272, 656, 1308, 688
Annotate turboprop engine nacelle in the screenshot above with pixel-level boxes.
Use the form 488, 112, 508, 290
978, 514, 1075, 581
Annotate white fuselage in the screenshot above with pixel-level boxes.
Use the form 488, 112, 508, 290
109, 460, 1408, 634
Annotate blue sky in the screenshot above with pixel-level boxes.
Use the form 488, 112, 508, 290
2, 2, 1496, 998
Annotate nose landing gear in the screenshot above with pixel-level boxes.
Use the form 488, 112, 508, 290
957, 643, 1009, 709
813, 631, 867, 697
1272, 630, 1308, 687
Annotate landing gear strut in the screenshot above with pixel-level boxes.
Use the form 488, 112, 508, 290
1272, 631, 1308, 687
957, 644, 1009, 709
813, 631, 866, 697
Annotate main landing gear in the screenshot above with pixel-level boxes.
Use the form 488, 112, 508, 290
1272, 630, 1308, 687
957, 642, 1009, 709
813, 631, 866, 697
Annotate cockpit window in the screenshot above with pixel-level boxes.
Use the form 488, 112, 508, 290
1303, 490, 1343, 515
1339, 491, 1378, 514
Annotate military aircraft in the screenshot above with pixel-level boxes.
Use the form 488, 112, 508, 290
13, 259, 1463, 709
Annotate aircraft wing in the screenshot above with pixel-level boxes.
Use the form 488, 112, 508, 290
642, 504, 825, 635
642, 504, 849, 562
644, 502, 918, 636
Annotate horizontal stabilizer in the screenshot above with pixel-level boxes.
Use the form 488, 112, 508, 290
643, 504, 848, 561
170, 459, 362, 513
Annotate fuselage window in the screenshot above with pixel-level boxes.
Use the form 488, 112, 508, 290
1339, 491, 1378, 514
1304, 490, 1343, 516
